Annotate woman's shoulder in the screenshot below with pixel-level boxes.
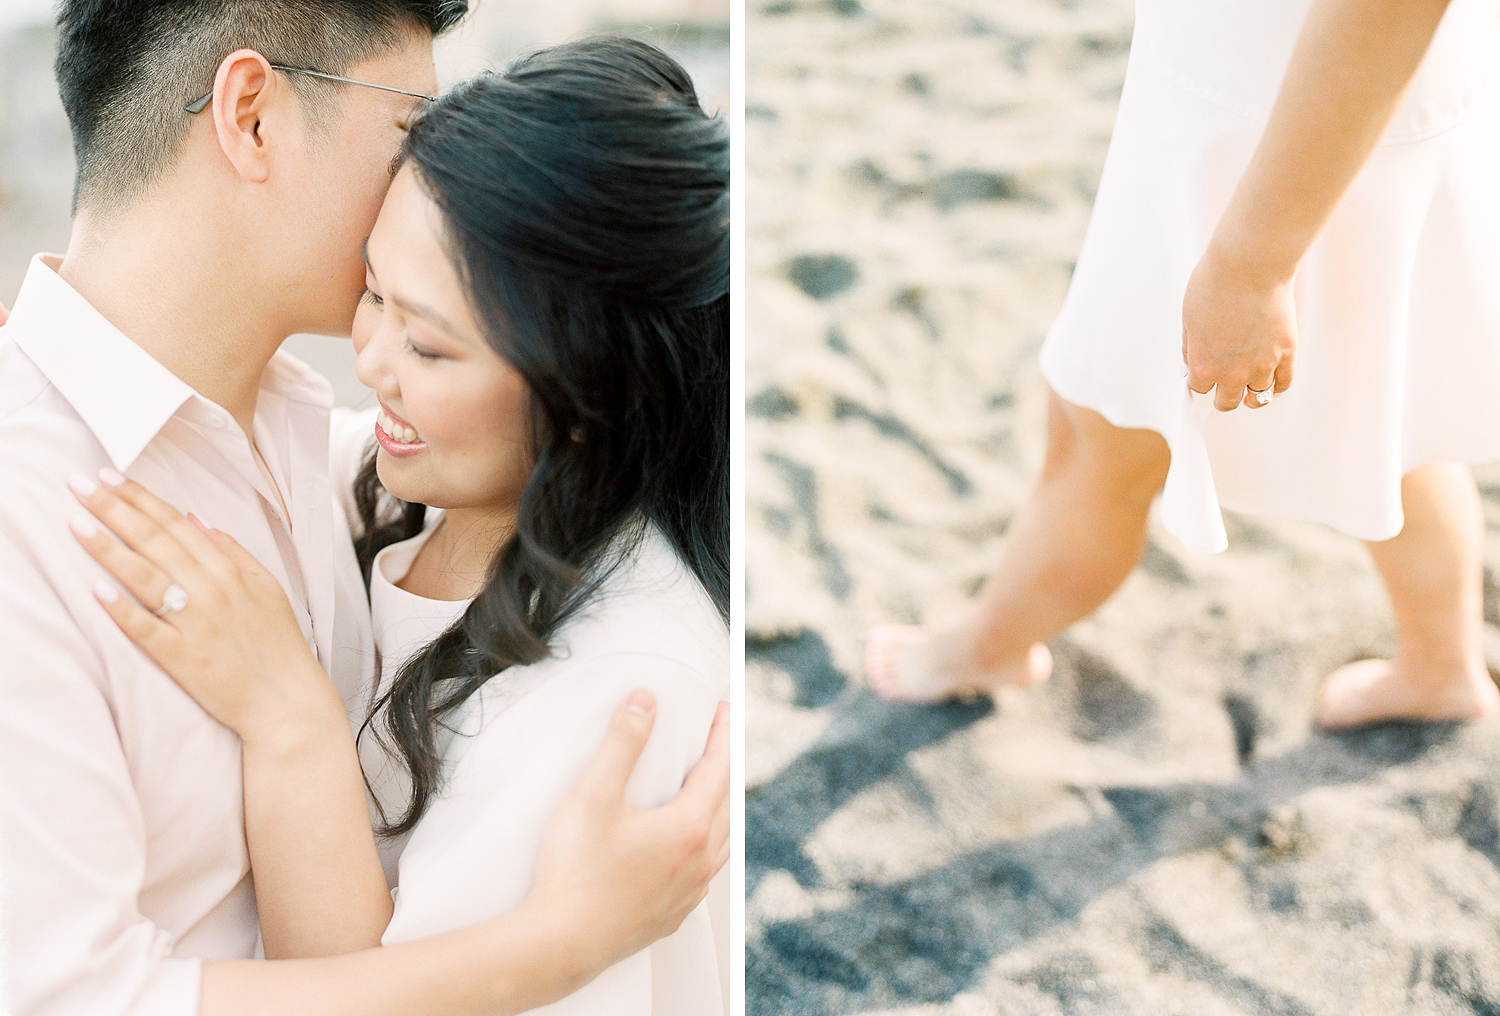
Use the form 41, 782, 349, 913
560, 522, 728, 678
432, 523, 725, 751
452, 524, 728, 726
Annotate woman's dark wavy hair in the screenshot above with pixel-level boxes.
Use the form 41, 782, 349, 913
352, 36, 729, 836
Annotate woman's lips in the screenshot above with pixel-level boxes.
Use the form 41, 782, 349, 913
374, 406, 427, 458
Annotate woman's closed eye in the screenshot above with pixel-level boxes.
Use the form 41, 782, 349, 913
406, 337, 441, 360
361, 285, 441, 359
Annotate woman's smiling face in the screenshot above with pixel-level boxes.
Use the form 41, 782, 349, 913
352, 164, 533, 512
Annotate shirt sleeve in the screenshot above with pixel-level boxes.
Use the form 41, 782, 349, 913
327, 406, 377, 539
381, 652, 724, 1015
0, 526, 202, 1016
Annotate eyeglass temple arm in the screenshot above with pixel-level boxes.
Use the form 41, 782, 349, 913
185, 64, 436, 113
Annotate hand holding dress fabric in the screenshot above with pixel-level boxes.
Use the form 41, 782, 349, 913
1182, 238, 1298, 412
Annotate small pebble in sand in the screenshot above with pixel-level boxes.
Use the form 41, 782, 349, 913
1257, 805, 1304, 858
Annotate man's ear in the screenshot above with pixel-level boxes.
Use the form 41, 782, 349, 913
209, 49, 284, 184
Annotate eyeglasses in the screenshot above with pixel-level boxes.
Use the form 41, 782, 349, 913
185, 64, 437, 114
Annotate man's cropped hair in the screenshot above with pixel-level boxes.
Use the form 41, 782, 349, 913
55, 0, 468, 210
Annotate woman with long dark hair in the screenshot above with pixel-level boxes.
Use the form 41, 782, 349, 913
68, 37, 729, 1014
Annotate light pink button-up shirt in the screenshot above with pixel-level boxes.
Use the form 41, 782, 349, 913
0, 255, 376, 1016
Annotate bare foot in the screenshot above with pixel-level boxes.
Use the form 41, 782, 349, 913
864, 621, 1052, 704
1314, 658, 1500, 731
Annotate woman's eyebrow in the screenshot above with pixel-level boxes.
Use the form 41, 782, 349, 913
361, 238, 378, 279
394, 295, 463, 339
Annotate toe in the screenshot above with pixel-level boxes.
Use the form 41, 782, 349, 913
865, 624, 937, 702
1025, 643, 1054, 686
864, 625, 904, 697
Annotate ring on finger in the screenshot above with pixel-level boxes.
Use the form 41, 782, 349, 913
153, 583, 189, 617
1246, 384, 1274, 406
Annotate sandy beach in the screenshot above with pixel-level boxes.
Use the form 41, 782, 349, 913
745, 0, 1500, 1013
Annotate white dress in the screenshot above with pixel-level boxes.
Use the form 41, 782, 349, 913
329, 408, 728, 1016
1038, 0, 1500, 554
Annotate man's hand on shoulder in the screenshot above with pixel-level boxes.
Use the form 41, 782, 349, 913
521, 691, 730, 986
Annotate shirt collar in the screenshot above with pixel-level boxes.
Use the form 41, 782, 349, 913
5, 255, 335, 470
262, 347, 337, 410
7, 255, 195, 471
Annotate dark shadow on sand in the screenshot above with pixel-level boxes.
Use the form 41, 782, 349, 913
746, 639, 1478, 1016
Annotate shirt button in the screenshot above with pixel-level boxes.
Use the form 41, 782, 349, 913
209, 416, 227, 429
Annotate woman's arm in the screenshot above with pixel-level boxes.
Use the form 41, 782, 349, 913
1183, 0, 1453, 411
70, 469, 392, 957
239, 693, 393, 956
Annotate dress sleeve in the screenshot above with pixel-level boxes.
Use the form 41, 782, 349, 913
0, 529, 202, 1016
380, 653, 724, 1015
327, 406, 377, 539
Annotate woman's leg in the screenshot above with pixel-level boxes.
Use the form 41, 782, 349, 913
866, 388, 1171, 701
1316, 461, 1500, 728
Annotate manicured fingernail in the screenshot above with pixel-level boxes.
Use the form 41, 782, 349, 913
69, 513, 98, 539
625, 688, 656, 714
67, 473, 98, 497
188, 513, 212, 532
98, 467, 126, 487
92, 579, 118, 603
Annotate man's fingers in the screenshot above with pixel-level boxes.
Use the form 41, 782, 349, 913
713, 829, 729, 874
709, 788, 729, 860
575, 688, 658, 807
679, 701, 730, 813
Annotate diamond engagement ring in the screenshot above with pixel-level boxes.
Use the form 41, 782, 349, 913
153, 583, 189, 617
1248, 385, 1274, 406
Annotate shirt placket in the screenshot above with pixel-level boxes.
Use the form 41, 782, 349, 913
183, 400, 321, 659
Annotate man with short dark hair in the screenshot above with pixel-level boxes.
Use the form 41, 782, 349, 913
55, 0, 467, 211
0, 3, 728, 1013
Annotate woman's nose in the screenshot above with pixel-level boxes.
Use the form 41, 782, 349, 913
354, 320, 396, 396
